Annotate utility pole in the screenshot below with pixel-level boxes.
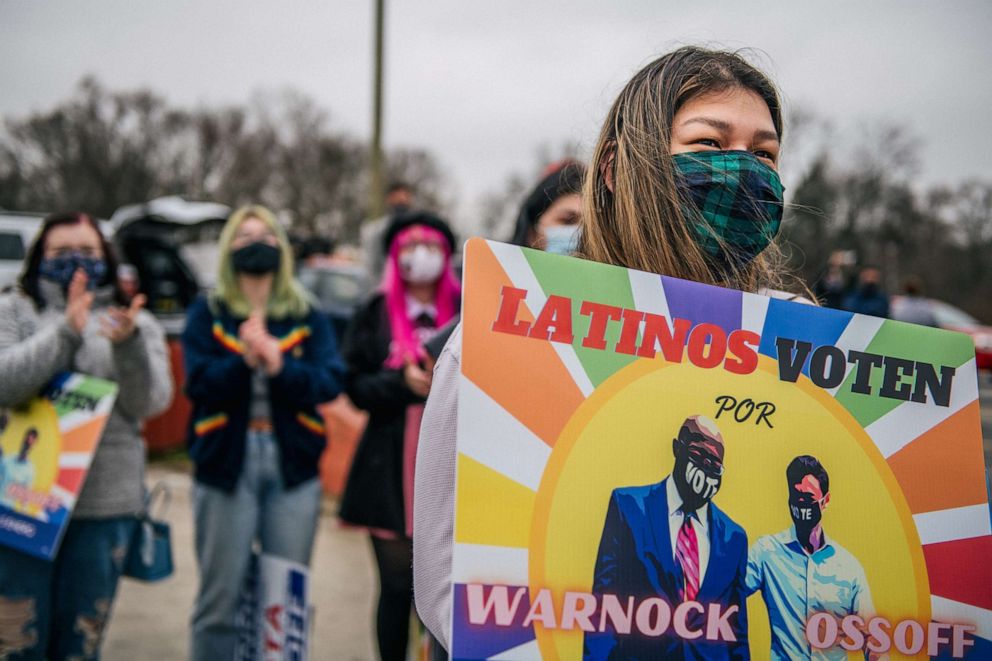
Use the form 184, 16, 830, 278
369, 0, 386, 219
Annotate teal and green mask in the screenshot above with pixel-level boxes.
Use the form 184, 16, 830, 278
672, 150, 785, 269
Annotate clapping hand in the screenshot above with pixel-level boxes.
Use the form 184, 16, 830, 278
238, 313, 262, 369
100, 294, 146, 344
239, 311, 283, 376
65, 269, 94, 335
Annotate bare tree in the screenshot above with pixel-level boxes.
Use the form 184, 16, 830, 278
0, 78, 451, 245
0, 77, 191, 216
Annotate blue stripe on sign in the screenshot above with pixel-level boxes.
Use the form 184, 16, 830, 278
758, 298, 853, 377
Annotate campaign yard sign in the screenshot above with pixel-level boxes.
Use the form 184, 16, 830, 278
0, 372, 117, 560
236, 552, 311, 661
451, 239, 991, 660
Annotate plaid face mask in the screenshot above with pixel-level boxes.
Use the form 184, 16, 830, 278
673, 150, 785, 268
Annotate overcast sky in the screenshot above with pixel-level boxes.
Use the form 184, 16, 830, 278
2, 0, 990, 233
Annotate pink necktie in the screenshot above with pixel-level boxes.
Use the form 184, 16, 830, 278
676, 513, 700, 601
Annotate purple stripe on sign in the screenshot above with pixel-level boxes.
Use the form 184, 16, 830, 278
451, 583, 535, 659
661, 276, 743, 336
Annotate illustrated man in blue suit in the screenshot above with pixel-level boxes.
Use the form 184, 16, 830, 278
585, 415, 749, 660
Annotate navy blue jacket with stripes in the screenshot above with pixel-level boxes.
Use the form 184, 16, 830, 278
181, 295, 344, 492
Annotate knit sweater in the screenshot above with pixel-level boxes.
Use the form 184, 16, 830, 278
0, 285, 173, 518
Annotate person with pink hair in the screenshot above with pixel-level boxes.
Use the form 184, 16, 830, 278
338, 210, 460, 660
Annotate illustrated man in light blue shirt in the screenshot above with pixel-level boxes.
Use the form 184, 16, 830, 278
3, 428, 39, 510
745, 455, 875, 660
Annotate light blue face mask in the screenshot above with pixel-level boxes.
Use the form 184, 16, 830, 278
543, 224, 580, 256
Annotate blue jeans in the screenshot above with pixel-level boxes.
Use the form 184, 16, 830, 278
190, 430, 321, 661
0, 516, 137, 660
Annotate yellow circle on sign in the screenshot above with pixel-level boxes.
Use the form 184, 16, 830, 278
529, 356, 929, 660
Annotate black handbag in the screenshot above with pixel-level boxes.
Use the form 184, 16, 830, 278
123, 482, 174, 582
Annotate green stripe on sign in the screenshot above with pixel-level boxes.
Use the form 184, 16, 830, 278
524, 250, 637, 387
833, 320, 975, 427
52, 375, 119, 417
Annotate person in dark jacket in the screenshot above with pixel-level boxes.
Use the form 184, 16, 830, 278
339, 210, 460, 661
182, 204, 343, 661
812, 250, 855, 310
842, 266, 890, 319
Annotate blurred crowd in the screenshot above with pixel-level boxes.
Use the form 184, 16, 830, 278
816, 249, 937, 325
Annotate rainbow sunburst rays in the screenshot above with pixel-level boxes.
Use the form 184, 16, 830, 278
451, 239, 991, 660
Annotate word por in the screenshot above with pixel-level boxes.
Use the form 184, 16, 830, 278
466, 584, 738, 641
806, 613, 975, 658
714, 395, 776, 428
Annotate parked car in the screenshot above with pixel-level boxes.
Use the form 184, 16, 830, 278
109, 197, 230, 452
0, 212, 45, 290
297, 263, 372, 342
891, 295, 992, 370
111, 196, 229, 333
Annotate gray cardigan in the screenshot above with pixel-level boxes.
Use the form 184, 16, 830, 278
0, 285, 173, 518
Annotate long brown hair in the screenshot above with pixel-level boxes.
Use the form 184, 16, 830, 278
578, 46, 793, 294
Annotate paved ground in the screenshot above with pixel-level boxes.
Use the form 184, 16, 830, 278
102, 466, 379, 661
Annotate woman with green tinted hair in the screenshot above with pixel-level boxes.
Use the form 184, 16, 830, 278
182, 205, 344, 660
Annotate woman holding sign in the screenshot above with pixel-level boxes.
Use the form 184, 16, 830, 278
413, 46, 802, 655
182, 205, 343, 660
0, 211, 172, 659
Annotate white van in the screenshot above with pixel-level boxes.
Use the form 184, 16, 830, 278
0, 212, 45, 290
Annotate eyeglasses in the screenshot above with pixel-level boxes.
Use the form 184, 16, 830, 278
46, 245, 102, 259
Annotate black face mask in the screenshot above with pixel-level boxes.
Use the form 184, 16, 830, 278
673, 447, 722, 512
231, 242, 281, 275
789, 492, 823, 530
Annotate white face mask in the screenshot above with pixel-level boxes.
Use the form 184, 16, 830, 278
543, 224, 580, 256
399, 245, 445, 284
